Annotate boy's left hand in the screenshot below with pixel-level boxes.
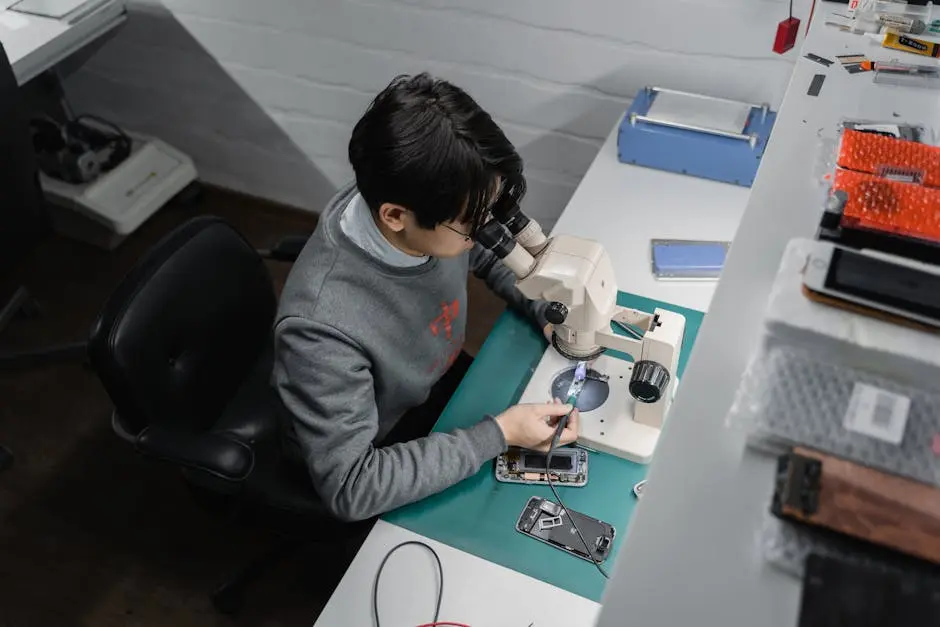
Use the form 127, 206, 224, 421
543, 323, 553, 342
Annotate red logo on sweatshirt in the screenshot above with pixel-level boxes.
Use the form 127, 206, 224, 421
428, 299, 463, 375
429, 300, 460, 340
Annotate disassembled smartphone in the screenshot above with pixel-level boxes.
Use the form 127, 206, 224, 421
801, 241, 940, 330
495, 446, 588, 487
516, 496, 615, 564
650, 239, 730, 281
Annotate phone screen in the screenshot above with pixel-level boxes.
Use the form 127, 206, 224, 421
826, 248, 940, 319
522, 453, 573, 471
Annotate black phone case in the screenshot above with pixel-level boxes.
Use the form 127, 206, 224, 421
515, 496, 615, 563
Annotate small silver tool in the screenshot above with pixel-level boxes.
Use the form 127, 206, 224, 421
563, 360, 588, 404
633, 479, 647, 499
550, 361, 588, 452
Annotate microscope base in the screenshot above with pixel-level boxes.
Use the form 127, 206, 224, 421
518, 347, 665, 464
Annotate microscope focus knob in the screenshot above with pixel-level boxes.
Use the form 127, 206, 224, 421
545, 302, 568, 325
629, 361, 670, 404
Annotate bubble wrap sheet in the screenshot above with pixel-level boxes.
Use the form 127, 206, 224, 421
736, 237, 940, 577
728, 238, 940, 486
735, 341, 940, 485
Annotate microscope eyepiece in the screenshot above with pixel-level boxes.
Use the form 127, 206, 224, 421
475, 218, 537, 278
489, 179, 525, 223
494, 201, 531, 237
475, 220, 516, 259
486, 187, 548, 256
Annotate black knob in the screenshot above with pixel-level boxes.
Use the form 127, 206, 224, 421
545, 302, 568, 325
629, 360, 670, 403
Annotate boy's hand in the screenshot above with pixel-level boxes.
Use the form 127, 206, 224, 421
495, 400, 580, 452
543, 323, 553, 342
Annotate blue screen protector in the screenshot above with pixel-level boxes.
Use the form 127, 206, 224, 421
651, 239, 729, 279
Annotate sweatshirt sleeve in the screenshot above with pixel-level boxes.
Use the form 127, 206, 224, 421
469, 243, 549, 329
272, 316, 507, 521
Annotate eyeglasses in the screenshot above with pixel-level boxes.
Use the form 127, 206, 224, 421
441, 223, 472, 241
436, 178, 523, 243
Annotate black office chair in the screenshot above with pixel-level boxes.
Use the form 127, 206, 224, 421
87, 215, 333, 613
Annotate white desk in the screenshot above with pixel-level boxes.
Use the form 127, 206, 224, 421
553, 125, 751, 312
596, 7, 940, 627
316, 521, 600, 627
315, 80, 755, 626
0, 0, 126, 85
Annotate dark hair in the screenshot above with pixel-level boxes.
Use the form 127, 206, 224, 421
348, 73, 525, 235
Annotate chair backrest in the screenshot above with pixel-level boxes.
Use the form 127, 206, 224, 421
89, 216, 276, 436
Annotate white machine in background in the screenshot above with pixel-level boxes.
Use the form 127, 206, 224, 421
40, 132, 197, 249
476, 197, 685, 463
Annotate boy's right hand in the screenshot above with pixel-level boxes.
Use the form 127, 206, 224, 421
494, 401, 580, 452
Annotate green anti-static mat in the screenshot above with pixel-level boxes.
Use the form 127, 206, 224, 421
383, 292, 704, 602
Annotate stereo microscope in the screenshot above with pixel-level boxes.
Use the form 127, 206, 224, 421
477, 200, 686, 463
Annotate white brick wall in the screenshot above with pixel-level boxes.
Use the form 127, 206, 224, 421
64, 0, 809, 228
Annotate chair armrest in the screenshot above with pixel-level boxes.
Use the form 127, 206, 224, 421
257, 233, 311, 262
135, 426, 254, 481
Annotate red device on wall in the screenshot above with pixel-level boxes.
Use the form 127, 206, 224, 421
774, 17, 801, 54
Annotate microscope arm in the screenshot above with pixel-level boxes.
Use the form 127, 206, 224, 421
476, 217, 671, 363
593, 308, 654, 358
595, 328, 643, 357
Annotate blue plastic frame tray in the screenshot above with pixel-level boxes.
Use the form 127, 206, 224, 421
617, 87, 777, 188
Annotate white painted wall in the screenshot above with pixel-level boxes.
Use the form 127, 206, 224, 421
64, 0, 810, 228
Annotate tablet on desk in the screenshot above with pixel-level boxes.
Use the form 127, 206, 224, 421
11, 0, 108, 22
0, 9, 29, 30
650, 239, 730, 281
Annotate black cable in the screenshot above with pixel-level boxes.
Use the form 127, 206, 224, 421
73, 113, 131, 144
545, 416, 609, 580
373, 540, 443, 627
789, 0, 793, 20
70, 114, 133, 172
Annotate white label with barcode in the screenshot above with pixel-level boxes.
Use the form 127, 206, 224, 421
843, 383, 910, 445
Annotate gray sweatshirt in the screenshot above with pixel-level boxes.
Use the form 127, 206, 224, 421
273, 183, 548, 521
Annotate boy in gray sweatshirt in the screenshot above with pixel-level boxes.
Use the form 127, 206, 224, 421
273, 73, 580, 522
